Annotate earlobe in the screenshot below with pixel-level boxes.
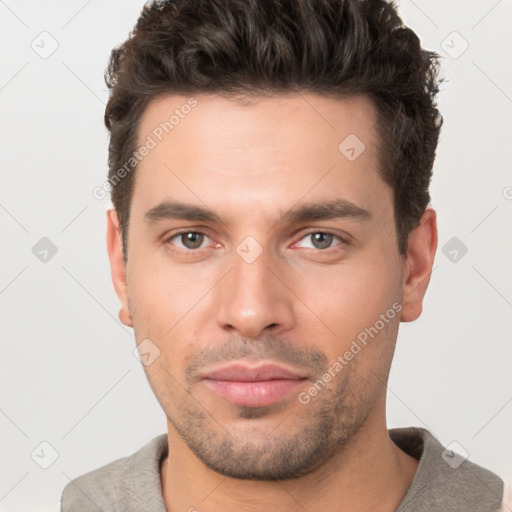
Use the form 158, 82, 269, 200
400, 207, 438, 323
106, 209, 132, 328
119, 307, 133, 327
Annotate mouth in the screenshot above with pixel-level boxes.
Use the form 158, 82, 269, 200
201, 362, 308, 407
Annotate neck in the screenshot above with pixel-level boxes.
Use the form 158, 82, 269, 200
160, 412, 419, 512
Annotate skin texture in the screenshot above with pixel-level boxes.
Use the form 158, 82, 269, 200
106, 92, 437, 511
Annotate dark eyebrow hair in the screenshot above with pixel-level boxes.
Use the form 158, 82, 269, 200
145, 200, 222, 224
280, 198, 372, 224
144, 198, 372, 225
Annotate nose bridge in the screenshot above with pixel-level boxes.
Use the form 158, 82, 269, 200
216, 240, 295, 337
232, 245, 271, 301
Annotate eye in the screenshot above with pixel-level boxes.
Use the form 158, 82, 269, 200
295, 231, 344, 250
166, 231, 211, 250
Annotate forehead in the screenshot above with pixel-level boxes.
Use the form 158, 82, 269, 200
137, 92, 379, 160
131, 92, 391, 224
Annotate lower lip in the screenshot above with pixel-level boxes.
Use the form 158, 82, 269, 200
204, 378, 306, 407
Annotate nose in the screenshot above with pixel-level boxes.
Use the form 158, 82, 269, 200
215, 248, 296, 339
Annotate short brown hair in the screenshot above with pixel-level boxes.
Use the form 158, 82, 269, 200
104, 0, 443, 261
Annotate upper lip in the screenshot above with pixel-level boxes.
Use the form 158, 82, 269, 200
201, 362, 307, 382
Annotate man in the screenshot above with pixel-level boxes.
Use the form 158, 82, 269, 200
61, 0, 507, 510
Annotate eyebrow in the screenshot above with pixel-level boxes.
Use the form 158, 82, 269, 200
144, 198, 372, 225
145, 201, 222, 224
281, 198, 372, 224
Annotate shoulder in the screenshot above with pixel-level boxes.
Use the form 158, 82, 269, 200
495, 477, 512, 511
390, 427, 505, 511
60, 434, 168, 512
61, 455, 128, 512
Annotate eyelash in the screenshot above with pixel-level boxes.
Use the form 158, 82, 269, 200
163, 229, 347, 253
296, 229, 347, 250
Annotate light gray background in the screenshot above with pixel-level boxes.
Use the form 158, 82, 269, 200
1, 1, 511, 510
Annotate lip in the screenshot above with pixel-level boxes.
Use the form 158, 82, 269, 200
201, 363, 308, 407
202, 363, 307, 382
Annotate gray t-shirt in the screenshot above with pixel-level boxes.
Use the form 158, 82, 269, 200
60, 426, 504, 511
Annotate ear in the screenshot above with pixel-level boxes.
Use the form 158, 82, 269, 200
106, 208, 132, 327
400, 207, 438, 322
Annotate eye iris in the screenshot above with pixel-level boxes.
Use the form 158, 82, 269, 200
311, 232, 332, 249
182, 232, 203, 249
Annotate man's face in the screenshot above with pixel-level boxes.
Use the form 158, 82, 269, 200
114, 93, 408, 479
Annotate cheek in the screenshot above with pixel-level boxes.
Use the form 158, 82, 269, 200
127, 263, 205, 376
127, 259, 196, 327
289, 249, 401, 352
128, 270, 169, 328
298, 256, 398, 314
